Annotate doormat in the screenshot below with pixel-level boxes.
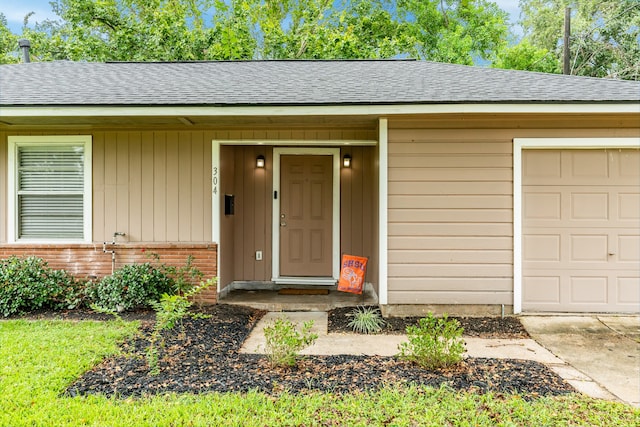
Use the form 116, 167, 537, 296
278, 289, 330, 295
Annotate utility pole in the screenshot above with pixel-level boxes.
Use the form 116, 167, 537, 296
563, 7, 571, 75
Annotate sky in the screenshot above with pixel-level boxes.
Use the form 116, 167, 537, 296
2, 0, 524, 36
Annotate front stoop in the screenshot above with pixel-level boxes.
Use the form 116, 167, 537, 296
218, 282, 378, 311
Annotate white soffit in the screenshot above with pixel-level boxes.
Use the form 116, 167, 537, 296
1, 103, 639, 119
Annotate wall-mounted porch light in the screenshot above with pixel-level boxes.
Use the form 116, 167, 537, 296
342, 154, 352, 168
256, 155, 265, 168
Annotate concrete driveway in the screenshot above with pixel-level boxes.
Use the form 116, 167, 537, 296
520, 315, 640, 407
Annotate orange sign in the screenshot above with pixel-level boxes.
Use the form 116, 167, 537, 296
337, 254, 368, 294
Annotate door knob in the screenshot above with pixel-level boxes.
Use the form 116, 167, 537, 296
280, 221, 287, 227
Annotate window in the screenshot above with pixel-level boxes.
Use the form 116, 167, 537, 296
8, 136, 92, 242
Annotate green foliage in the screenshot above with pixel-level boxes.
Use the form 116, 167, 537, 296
85, 263, 174, 312
146, 279, 215, 374
0, 13, 19, 64
263, 317, 318, 367
348, 306, 386, 334
397, 312, 465, 370
398, 0, 509, 64
492, 40, 560, 73
163, 254, 204, 295
518, 0, 640, 80
1, 320, 639, 425
0, 256, 82, 317
4, 0, 509, 64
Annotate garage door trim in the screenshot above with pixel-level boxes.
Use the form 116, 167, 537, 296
513, 137, 640, 313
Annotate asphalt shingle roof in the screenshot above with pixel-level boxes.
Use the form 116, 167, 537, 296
0, 60, 638, 107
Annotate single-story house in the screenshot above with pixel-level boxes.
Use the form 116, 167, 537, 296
0, 60, 638, 314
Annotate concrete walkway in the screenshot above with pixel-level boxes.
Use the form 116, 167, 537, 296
240, 312, 624, 404
520, 315, 640, 407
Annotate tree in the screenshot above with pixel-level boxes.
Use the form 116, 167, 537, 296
399, 0, 509, 65
492, 40, 559, 74
518, 0, 640, 80
0, 13, 19, 64
3, 0, 509, 64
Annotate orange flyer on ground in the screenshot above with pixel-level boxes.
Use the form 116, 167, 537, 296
337, 254, 368, 294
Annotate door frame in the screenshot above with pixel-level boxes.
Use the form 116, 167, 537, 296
513, 137, 639, 314
272, 147, 341, 284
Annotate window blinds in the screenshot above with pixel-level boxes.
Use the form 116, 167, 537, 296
17, 145, 84, 239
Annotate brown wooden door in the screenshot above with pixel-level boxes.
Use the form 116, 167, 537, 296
280, 155, 333, 277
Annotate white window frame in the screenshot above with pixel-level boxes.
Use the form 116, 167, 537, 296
8, 135, 92, 243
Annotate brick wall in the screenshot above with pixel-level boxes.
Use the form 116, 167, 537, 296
0, 243, 218, 304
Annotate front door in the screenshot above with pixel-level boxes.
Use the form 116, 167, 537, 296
279, 155, 333, 277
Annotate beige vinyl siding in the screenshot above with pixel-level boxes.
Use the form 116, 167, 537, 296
387, 128, 515, 305
386, 122, 640, 307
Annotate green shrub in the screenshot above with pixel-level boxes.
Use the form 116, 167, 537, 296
0, 256, 82, 317
146, 279, 215, 374
397, 313, 465, 370
348, 306, 386, 334
85, 263, 174, 312
263, 317, 318, 368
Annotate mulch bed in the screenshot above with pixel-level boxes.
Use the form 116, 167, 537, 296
328, 306, 531, 339
64, 304, 574, 399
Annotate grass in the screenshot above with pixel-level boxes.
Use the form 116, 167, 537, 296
1, 320, 638, 427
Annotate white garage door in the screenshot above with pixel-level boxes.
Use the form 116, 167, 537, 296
523, 149, 640, 313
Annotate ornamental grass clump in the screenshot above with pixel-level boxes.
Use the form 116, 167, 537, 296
263, 317, 318, 368
397, 313, 465, 370
348, 306, 386, 334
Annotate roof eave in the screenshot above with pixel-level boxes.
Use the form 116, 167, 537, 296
1, 102, 639, 119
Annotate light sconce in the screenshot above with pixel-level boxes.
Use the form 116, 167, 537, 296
256, 155, 265, 168
343, 154, 352, 168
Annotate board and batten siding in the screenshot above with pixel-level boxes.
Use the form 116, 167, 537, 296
0, 130, 214, 243
93, 131, 213, 243
386, 129, 514, 306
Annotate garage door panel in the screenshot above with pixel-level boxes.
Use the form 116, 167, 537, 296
523, 148, 640, 313
524, 192, 561, 220
523, 276, 560, 303
618, 235, 640, 262
619, 151, 640, 178
524, 187, 636, 228
523, 151, 561, 180
571, 192, 608, 220
617, 277, 640, 304
570, 150, 609, 179
618, 193, 640, 220
523, 234, 560, 261
570, 235, 608, 262
570, 277, 608, 304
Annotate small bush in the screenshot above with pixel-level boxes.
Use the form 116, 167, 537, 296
85, 263, 174, 312
348, 306, 386, 334
146, 279, 216, 374
397, 313, 465, 370
0, 256, 81, 317
263, 317, 318, 368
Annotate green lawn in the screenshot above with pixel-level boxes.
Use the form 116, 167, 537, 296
1, 319, 638, 426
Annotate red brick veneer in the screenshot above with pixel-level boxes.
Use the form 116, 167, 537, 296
0, 243, 218, 304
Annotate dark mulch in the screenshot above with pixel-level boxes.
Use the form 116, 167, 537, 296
328, 306, 530, 339
65, 304, 573, 399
